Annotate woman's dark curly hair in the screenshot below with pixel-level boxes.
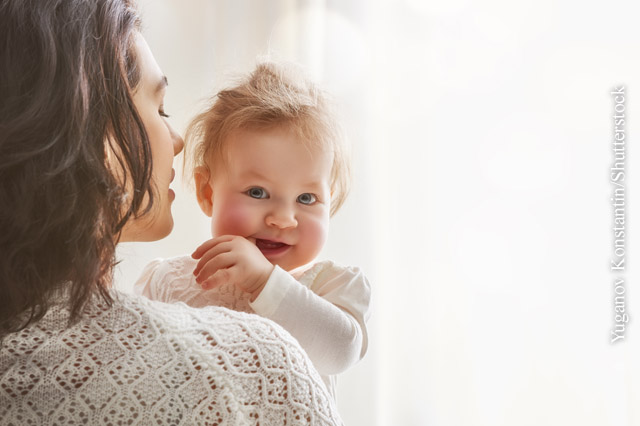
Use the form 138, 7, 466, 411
0, 0, 154, 335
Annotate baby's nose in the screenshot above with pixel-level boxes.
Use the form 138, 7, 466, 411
266, 207, 297, 229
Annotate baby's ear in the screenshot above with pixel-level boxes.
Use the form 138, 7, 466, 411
194, 166, 213, 217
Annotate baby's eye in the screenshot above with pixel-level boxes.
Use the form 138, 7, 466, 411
246, 187, 268, 199
297, 193, 317, 205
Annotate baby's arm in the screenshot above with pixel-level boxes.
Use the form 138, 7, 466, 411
136, 237, 273, 309
134, 256, 231, 308
249, 262, 371, 376
190, 237, 371, 374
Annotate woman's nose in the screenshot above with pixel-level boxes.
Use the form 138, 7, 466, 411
170, 124, 184, 156
266, 206, 298, 229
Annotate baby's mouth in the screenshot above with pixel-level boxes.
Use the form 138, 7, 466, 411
255, 239, 291, 256
256, 239, 288, 250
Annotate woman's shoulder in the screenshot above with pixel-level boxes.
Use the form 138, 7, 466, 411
119, 293, 343, 422
1, 292, 342, 424
119, 290, 295, 344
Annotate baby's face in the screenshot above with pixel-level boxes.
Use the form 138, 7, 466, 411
205, 126, 332, 272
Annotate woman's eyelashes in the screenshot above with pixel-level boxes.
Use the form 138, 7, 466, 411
159, 105, 170, 118
244, 187, 319, 205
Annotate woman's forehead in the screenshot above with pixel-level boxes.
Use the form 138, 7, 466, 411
133, 33, 166, 93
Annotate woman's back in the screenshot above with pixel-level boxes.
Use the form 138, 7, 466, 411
0, 292, 340, 425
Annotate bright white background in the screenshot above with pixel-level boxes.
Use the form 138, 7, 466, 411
115, 1, 640, 425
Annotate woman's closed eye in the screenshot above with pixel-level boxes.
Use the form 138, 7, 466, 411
246, 187, 269, 199
297, 193, 317, 205
159, 105, 170, 118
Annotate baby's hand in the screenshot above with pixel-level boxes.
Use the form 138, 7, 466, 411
192, 235, 274, 300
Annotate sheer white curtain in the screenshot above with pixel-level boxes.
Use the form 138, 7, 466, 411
116, 1, 639, 425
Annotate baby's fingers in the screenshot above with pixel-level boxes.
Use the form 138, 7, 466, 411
193, 240, 237, 276
201, 267, 234, 290
195, 252, 235, 286
192, 235, 235, 259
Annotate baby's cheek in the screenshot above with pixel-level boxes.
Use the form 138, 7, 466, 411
299, 215, 329, 256
211, 201, 254, 237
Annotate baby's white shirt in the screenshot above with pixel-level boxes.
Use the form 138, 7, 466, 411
134, 255, 371, 399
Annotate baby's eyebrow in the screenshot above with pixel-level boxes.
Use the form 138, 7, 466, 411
300, 181, 327, 191
238, 170, 328, 191
241, 170, 271, 182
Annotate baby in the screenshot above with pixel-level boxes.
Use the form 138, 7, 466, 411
135, 62, 371, 399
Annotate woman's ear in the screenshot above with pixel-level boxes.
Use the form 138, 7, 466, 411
194, 166, 213, 217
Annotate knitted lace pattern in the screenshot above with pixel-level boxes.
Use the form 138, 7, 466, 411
0, 292, 342, 425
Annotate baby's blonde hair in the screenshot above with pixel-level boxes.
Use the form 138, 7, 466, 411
185, 62, 350, 216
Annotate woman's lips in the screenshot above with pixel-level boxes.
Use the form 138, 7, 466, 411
255, 239, 291, 257
169, 169, 176, 200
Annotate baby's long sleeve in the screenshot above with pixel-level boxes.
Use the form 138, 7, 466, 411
249, 261, 371, 376
133, 256, 254, 312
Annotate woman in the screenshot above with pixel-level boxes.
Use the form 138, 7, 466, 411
0, 1, 342, 424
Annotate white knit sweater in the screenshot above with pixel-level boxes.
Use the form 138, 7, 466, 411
135, 256, 371, 400
0, 291, 343, 425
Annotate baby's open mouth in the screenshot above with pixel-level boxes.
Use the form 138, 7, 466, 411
255, 239, 289, 250
256, 239, 291, 255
